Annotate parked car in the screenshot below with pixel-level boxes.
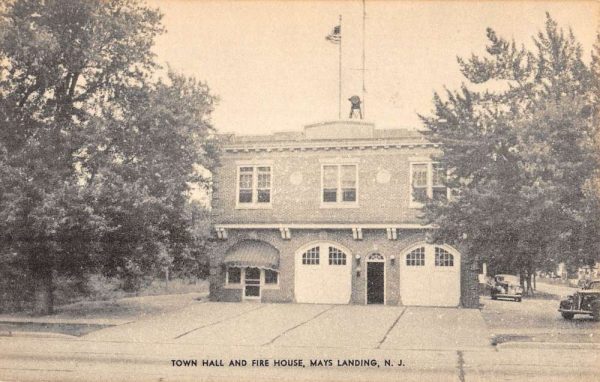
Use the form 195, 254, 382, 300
490, 274, 523, 302
558, 279, 600, 321
577, 278, 590, 288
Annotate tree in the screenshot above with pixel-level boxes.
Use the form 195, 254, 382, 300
88, 71, 217, 290
0, 0, 217, 313
420, 14, 599, 294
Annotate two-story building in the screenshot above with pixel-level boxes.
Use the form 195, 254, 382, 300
209, 120, 479, 308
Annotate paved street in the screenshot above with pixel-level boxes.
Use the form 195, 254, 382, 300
535, 280, 578, 298
1, 297, 599, 381
482, 281, 600, 343
1, 334, 599, 382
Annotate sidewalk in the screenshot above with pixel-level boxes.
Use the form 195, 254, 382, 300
0, 292, 206, 336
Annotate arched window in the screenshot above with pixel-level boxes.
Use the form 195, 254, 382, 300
368, 253, 384, 261
435, 247, 454, 267
328, 246, 347, 265
302, 247, 320, 265
406, 247, 425, 266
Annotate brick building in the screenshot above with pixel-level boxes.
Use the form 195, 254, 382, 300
209, 120, 479, 308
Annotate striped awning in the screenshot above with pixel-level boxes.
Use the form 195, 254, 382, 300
224, 240, 279, 270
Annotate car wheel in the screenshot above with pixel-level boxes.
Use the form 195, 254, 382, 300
516, 298, 522, 302
561, 312, 574, 320
491, 295, 497, 300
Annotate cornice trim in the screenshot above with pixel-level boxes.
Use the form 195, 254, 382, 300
214, 223, 436, 230
222, 141, 439, 153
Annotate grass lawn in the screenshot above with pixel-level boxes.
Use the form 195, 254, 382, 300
55, 278, 209, 318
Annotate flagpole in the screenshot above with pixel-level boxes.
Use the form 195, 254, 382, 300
361, 0, 366, 119
338, 14, 342, 120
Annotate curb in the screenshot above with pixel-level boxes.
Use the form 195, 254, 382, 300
496, 341, 600, 350
0, 330, 76, 339
0, 318, 127, 326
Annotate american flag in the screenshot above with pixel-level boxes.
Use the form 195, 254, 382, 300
325, 24, 341, 44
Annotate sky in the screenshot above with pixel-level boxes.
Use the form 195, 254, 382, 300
147, 0, 599, 135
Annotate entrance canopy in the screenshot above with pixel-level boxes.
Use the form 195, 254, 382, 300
224, 240, 279, 270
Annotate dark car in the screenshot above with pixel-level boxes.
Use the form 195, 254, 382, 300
490, 274, 523, 302
558, 280, 600, 321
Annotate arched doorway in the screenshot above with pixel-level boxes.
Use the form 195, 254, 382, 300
294, 242, 352, 304
399, 243, 460, 307
366, 253, 385, 304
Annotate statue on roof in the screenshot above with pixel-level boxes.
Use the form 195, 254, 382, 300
348, 95, 362, 119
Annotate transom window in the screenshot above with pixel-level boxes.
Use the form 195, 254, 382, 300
237, 165, 271, 207
435, 247, 454, 267
322, 164, 357, 204
368, 253, 384, 261
406, 247, 425, 266
328, 247, 347, 265
410, 162, 447, 206
302, 247, 320, 265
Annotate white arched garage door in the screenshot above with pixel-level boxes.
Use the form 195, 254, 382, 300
400, 244, 460, 307
295, 242, 352, 304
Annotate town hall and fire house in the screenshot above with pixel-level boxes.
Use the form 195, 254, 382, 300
209, 120, 479, 308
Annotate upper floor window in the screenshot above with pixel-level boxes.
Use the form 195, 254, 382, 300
432, 163, 447, 201
410, 162, 447, 207
322, 164, 357, 206
237, 165, 271, 207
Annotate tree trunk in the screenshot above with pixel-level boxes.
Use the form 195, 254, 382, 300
525, 269, 534, 296
33, 270, 54, 315
519, 272, 525, 288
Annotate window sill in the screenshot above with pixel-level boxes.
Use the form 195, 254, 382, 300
319, 203, 359, 209
235, 204, 273, 210
224, 284, 243, 289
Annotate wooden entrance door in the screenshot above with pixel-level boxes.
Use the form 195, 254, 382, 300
367, 260, 385, 304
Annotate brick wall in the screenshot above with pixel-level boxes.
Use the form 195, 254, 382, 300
209, 229, 480, 308
459, 243, 480, 309
212, 146, 440, 225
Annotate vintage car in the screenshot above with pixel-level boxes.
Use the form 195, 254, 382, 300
490, 274, 523, 302
558, 279, 600, 320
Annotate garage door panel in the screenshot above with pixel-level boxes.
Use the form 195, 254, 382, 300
295, 243, 351, 304
400, 268, 429, 306
400, 245, 460, 307
428, 271, 460, 307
